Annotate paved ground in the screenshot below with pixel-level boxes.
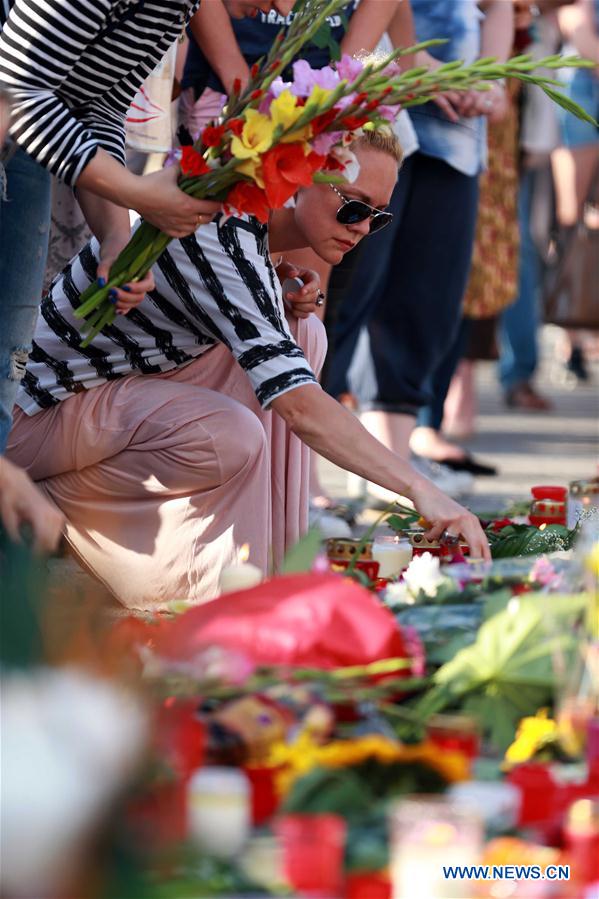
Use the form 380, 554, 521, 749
318, 326, 599, 521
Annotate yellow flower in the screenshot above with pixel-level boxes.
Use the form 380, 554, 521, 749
585, 541, 599, 577
230, 109, 274, 160
269, 89, 312, 143
307, 84, 334, 108
236, 157, 265, 188
267, 732, 469, 796
504, 709, 557, 768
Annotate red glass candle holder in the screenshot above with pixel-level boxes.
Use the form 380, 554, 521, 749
244, 764, 282, 826
529, 486, 567, 527
274, 813, 347, 897
426, 714, 480, 770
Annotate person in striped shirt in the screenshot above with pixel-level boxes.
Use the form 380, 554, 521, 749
0, 0, 289, 549
6, 131, 491, 609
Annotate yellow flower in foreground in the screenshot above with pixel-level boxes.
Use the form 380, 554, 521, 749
585, 541, 599, 577
268, 732, 469, 796
269, 89, 313, 143
230, 109, 274, 160
504, 709, 557, 768
236, 158, 265, 188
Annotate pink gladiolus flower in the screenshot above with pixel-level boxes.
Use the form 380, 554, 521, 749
378, 104, 402, 123
336, 54, 364, 83
291, 59, 340, 97
313, 131, 341, 155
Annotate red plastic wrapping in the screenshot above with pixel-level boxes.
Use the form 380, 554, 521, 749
157, 573, 409, 671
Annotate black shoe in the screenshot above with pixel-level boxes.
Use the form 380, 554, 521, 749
439, 454, 498, 477
566, 347, 589, 382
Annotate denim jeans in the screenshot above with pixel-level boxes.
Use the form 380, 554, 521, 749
0, 147, 51, 451
325, 153, 479, 416
498, 168, 540, 391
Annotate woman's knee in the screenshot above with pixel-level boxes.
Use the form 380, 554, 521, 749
213, 402, 268, 483
293, 314, 328, 378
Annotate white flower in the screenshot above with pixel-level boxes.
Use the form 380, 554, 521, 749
0, 667, 147, 896
328, 145, 360, 182
384, 580, 413, 606
402, 552, 446, 598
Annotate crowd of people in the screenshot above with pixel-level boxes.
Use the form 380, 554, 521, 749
0, 0, 597, 608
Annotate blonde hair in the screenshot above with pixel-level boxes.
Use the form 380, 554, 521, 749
351, 127, 404, 166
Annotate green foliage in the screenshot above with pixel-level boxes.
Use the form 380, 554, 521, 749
487, 523, 576, 558
386, 511, 420, 532
411, 593, 588, 750
279, 527, 322, 573
0, 530, 47, 668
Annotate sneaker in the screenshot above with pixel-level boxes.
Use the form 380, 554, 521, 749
410, 456, 474, 497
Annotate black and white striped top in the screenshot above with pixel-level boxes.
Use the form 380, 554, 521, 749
16, 216, 319, 415
0, 0, 199, 185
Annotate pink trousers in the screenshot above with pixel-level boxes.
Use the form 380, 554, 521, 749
7, 316, 327, 611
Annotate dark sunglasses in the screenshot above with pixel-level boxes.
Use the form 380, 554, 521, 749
330, 184, 393, 234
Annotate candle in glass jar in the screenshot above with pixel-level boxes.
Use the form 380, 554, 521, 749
219, 544, 263, 594
188, 766, 250, 858
372, 536, 412, 579
390, 797, 482, 899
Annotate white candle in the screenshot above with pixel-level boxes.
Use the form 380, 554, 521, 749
219, 543, 263, 593
219, 562, 263, 594
188, 767, 250, 858
372, 536, 413, 579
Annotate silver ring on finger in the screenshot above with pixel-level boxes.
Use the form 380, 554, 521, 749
440, 530, 460, 547
315, 291, 325, 308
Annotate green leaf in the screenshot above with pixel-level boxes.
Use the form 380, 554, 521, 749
411, 594, 584, 749
280, 527, 323, 573
541, 86, 599, 126
386, 512, 420, 532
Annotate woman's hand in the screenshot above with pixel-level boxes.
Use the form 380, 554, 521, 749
454, 83, 508, 121
410, 477, 491, 560
128, 165, 222, 238
278, 262, 323, 319
97, 231, 155, 315
0, 458, 64, 554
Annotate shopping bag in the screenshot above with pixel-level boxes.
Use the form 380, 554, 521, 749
543, 174, 599, 330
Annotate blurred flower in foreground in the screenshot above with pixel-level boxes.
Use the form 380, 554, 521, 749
0, 667, 146, 897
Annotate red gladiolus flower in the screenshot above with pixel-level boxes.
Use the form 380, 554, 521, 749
261, 144, 325, 208
201, 124, 225, 147
226, 181, 271, 222
228, 118, 245, 136
180, 145, 210, 177
341, 115, 369, 130
250, 89, 264, 100
233, 77, 242, 93
324, 153, 345, 171
251, 62, 260, 77
312, 109, 338, 134
366, 99, 380, 111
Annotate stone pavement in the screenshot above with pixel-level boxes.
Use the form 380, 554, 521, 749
317, 326, 599, 520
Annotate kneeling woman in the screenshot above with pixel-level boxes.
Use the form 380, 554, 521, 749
7, 131, 489, 609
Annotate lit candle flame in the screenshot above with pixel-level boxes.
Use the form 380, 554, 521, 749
239, 543, 250, 563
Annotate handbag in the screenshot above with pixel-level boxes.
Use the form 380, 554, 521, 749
543, 168, 599, 330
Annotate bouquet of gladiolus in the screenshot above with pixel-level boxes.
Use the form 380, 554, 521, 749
74, 0, 597, 344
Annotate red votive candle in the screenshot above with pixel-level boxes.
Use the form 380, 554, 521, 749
274, 813, 347, 897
